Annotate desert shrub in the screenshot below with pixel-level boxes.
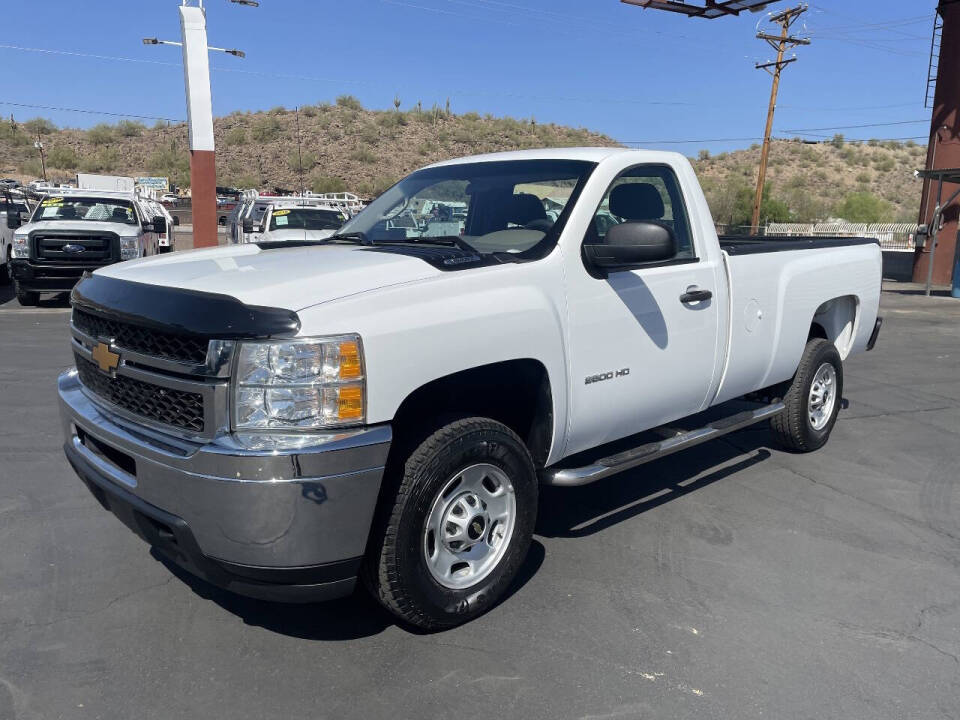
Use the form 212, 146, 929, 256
47, 146, 80, 168
87, 123, 115, 146
350, 148, 376, 164
153, 119, 168, 130
23, 117, 57, 135
268, 105, 287, 115
856, 172, 871, 184
309, 174, 346, 193
830, 133, 845, 148
147, 143, 190, 187
18, 159, 43, 177
251, 116, 282, 142
698, 149, 711, 162
873, 157, 895, 172
225, 127, 248, 146
336, 95, 363, 110
79, 147, 119, 173
300, 105, 317, 117
287, 150, 317, 172
116, 120, 145, 137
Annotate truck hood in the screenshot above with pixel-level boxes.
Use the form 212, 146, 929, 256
23, 220, 140, 237
94, 243, 443, 311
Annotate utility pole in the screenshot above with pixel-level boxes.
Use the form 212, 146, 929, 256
143, 0, 251, 248
34, 133, 47, 181
751, 4, 809, 232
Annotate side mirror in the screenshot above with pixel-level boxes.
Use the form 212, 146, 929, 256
151, 215, 167, 234
172, 215, 180, 226
583, 221, 677, 271
6, 213, 21, 229
141, 223, 154, 233
242, 218, 254, 234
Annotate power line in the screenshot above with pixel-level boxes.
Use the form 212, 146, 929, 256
780, 119, 929, 132
0, 100, 183, 123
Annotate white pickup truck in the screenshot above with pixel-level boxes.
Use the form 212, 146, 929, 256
58, 148, 882, 629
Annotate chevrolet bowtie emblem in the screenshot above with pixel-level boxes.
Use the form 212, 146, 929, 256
91, 342, 120, 375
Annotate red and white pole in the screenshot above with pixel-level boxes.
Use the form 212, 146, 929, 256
179, 4, 217, 248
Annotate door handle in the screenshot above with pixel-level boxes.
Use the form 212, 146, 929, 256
680, 288, 712, 304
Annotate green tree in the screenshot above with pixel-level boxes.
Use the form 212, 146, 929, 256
250, 116, 282, 142
834, 191, 894, 223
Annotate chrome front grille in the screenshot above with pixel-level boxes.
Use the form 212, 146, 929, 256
70, 311, 232, 440
74, 353, 206, 432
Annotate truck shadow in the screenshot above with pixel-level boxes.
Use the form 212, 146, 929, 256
536, 429, 772, 539
151, 539, 546, 640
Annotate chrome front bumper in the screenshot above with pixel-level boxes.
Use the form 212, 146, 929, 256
58, 369, 391, 602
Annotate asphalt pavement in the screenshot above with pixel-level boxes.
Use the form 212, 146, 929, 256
1, 280, 959, 720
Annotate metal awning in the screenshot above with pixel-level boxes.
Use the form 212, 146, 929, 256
620, 0, 777, 18
916, 168, 960, 184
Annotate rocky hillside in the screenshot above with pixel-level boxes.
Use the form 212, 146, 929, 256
0, 96, 618, 197
693, 137, 927, 228
0, 99, 926, 224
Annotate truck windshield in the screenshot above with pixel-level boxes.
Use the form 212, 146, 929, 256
269, 208, 344, 231
32, 197, 137, 225
337, 159, 595, 257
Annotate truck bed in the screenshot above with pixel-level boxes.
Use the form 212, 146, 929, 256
718, 235, 879, 255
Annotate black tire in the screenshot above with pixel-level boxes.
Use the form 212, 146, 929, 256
770, 338, 843, 452
15, 282, 39, 306
364, 417, 538, 630
0, 249, 11, 286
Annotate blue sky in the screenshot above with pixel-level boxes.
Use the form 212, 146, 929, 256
0, 0, 938, 153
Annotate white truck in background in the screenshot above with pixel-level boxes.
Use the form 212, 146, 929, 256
58, 148, 882, 629
76, 174, 135, 193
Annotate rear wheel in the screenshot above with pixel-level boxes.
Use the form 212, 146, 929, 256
15, 282, 39, 306
364, 417, 538, 629
770, 338, 843, 452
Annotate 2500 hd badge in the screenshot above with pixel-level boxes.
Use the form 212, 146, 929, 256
585, 368, 630, 385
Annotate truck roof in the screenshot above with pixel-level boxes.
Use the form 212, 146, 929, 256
426, 146, 685, 168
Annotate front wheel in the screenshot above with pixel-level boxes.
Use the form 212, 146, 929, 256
770, 338, 843, 452
0, 249, 11, 286
364, 417, 538, 630
15, 282, 40, 306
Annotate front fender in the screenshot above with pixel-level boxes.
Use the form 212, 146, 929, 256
296, 256, 570, 465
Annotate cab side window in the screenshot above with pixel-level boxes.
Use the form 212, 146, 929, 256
589, 165, 695, 260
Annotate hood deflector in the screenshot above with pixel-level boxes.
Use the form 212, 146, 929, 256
71, 273, 301, 339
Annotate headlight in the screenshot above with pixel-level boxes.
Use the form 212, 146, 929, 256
232, 335, 365, 430
119, 237, 140, 260
12, 233, 28, 258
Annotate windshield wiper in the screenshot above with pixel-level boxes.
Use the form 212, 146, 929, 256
325, 231, 372, 245
402, 235, 478, 253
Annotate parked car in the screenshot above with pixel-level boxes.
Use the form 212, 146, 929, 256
57, 148, 882, 628
0, 178, 21, 189
9, 189, 166, 305
159, 193, 180, 206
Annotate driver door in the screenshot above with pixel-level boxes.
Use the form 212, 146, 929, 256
563, 163, 724, 456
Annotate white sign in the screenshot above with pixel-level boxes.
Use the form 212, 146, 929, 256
136, 176, 169, 191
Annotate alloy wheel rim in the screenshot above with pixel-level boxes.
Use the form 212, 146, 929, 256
808, 362, 837, 431
423, 463, 517, 590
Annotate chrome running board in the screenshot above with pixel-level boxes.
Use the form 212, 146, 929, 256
541, 402, 785, 487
